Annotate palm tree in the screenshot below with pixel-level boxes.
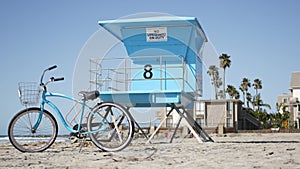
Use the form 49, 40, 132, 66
207, 65, 222, 99
258, 110, 271, 129
246, 92, 252, 108
281, 107, 290, 128
252, 79, 263, 110
252, 94, 271, 111
219, 53, 231, 99
226, 85, 240, 99
270, 111, 290, 128
239, 78, 251, 107
217, 90, 224, 99
226, 85, 235, 99
215, 77, 223, 99
253, 78, 262, 96
273, 103, 290, 128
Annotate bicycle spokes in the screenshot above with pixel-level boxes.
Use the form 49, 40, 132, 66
8, 108, 58, 152
87, 102, 134, 152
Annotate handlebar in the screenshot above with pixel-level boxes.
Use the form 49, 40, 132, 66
50, 77, 65, 82
48, 65, 57, 71
40, 65, 64, 92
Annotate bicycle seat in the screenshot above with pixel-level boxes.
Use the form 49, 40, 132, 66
79, 91, 100, 101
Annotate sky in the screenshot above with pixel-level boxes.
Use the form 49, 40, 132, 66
1, 0, 300, 135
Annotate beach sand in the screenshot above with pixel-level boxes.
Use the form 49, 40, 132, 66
1, 133, 300, 169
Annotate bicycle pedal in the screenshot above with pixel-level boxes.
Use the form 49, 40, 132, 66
69, 136, 78, 143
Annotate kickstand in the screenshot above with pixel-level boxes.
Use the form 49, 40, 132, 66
78, 137, 87, 153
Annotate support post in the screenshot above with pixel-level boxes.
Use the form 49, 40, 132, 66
146, 104, 213, 144
126, 107, 151, 142
172, 104, 213, 142
170, 116, 182, 143
146, 106, 174, 144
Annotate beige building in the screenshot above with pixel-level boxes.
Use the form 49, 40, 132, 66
194, 99, 260, 132
156, 99, 260, 133
194, 100, 240, 131
278, 72, 300, 128
290, 72, 300, 128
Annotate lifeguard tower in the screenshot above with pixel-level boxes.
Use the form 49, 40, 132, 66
90, 16, 213, 143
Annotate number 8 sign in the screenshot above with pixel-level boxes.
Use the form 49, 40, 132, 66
143, 64, 153, 79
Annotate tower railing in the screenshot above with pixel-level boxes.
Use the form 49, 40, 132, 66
89, 55, 196, 94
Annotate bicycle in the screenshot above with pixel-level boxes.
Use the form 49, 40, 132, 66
8, 65, 134, 152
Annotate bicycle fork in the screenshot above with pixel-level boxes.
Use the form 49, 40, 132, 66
30, 104, 46, 133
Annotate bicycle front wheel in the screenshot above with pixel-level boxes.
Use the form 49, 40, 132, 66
87, 102, 134, 152
8, 108, 58, 152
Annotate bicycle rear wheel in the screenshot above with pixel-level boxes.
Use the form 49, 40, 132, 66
8, 108, 58, 152
87, 102, 134, 152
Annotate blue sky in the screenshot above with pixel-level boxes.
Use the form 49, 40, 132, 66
1, 0, 300, 135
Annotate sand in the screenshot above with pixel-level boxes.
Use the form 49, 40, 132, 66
1, 133, 300, 169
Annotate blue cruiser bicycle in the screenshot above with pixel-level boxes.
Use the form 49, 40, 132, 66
8, 65, 134, 152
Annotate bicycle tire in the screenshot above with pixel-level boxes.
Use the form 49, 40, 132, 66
87, 102, 134, 152
8, 107, 58, 152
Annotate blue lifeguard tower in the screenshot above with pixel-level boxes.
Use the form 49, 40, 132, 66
90, 16, 213, 142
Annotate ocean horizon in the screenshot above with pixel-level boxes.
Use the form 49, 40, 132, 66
0, 135, 71, 143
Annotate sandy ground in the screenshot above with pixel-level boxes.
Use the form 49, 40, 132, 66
1, 133, 300, 169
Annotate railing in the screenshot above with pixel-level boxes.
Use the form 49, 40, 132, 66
89, 55, 198, 93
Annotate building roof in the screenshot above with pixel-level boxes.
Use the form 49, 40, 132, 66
290, 72, 300, 89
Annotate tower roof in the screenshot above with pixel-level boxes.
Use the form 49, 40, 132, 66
98, 16, 207, 58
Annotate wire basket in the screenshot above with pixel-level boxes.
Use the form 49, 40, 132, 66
18, 82, 41, 106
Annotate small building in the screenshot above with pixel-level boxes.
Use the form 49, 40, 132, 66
277, 93, 293, 114
290, 72, 300, 128
194, 99, 241, 131
156, 99, 260, 133
278, 72, 300, 128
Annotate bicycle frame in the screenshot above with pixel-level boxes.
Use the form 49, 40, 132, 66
32, 91, 107, 135
28, 65, 110, 136
42, 91, 88, 133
